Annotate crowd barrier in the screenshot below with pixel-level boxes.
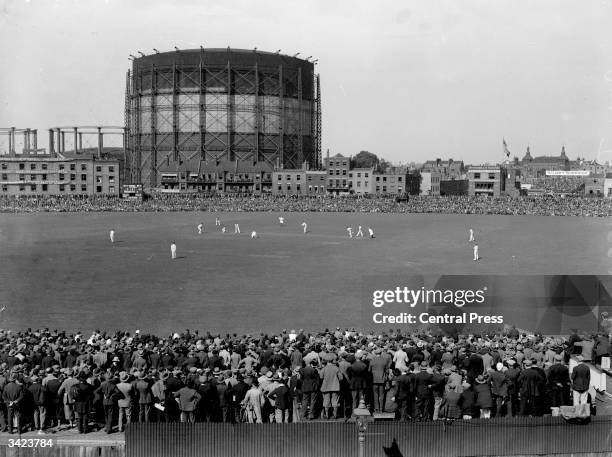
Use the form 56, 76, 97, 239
124, 417, 612, 457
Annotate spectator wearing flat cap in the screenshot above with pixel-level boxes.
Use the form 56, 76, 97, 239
134, 371, 153, 422
28, 374, 46, 433
370, 348, 391, 413
300, 359, 321, 420
58, 368, 78, 428
96, 373, 121, 433
3, 373, 24, 434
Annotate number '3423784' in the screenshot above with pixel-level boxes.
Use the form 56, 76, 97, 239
8, 438, 53, 447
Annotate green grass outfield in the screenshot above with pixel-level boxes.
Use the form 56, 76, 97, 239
0, 212, 610, 335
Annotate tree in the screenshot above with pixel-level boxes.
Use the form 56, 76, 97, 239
350, 151, 379, 169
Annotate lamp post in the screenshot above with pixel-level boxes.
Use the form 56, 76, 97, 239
352, 396, 374, 457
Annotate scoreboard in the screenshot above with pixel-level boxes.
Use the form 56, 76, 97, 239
122, 184, 143, 200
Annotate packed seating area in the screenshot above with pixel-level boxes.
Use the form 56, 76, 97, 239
0, 194, 611, 217
0, 326, 608, 434
523, 177, 586, 195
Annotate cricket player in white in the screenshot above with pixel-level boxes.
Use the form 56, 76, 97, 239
251, 231, 257, 239
346, 227, 353, 238
356, 226, 364, 238
368, 227, 375, 238
473, 244, 479, 261
469, 228, 474, 242
221, 226, 226, 233
301, 221, 308, 234
197, 223, 203, 235
109, 229, 115, 243
215, 217, 221, 227
234, 223, 240, 234
279, 216, 285, 226
171, 242, 177, 260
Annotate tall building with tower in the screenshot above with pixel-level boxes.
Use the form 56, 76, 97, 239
125, 48, 321, 190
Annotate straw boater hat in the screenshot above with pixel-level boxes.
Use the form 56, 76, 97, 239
119, 372, 129, 382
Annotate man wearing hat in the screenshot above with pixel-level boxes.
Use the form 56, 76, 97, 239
58, 368, 78, 428
28, 374, 46, 434
319, 359, 342, 420
413, 361, 433, 421
517, 359, 544, 416
117, 372, 134, 431
370, 348, 391, 413
73, 371, 94, 434
300, 360, 321, 420
134, 371, 153, 422
96, 373, 121, 433
548, 354, 570, 415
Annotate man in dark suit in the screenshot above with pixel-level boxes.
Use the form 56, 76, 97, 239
73, 372, 94, 434
28, 374, 46, 433
571, 362, 590, 406
134, 371, 153, 422
300, 360, 320, 420
347, 354, 369, 413
394, 369, 413, 421
2, 373, 24, 434
96, 373, 121, 433
548, 354, 570, 412
517, 359, 545, 416
413, 362, 433, 420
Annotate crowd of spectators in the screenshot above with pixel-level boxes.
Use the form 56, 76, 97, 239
523, 177, 586, 195
1, 194, 611, 217
0, 326, 609, 434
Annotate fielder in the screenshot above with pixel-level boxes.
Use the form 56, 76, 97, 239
109, 229, 115, 244
368, 227, 375, 239
222, 226, 226, 233
356, 226, 364, 238
234, 223, 241, 234
215, 217, 221, 227
279, 216, 285, 226
473, 244, 479, 261
346, 227, 353, 238
469, 228, 475, 242
251, 231, 258, 239
301, 221, 308, 234
171, 242, 177, 260
197, 223, 203, 235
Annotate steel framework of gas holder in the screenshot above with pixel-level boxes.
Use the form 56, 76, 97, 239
47, 126, 126, 157
0, 128, 41, 156
126, 50, 319, 188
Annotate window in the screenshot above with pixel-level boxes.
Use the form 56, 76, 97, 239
343, 162, 347, 166
286, 175, 291, 181
109, 176, 114, 183
1, 185, 7, 192
81, 174, 87, 181
42, 174, 47, 180
96, 176, 102, 183
489, 173, 495, 180
42, 184, 48, 191
342, 179, 346, 186
383, 186, 387, 192
398, 177, 402, 182
81, 164, 87, 171
42, 164, 47, 170
69, 164, 75, 171
278, 185, 282, 191
1, 174, 6, 181
365, 181, 369, 187
296, 184, 301, 191
357, 173, 361, 178
308, 176, 312, 182
19, 163, 24, 170
277, 174, 282, 181
30, 164, 36, 170
109, 186, 115, 193
59, 174, 65, 181
19, 185, 25, 191
383, 177, 387, 182
30, 174, 36, 180
328, 170, 333, 175
30, 184, 36, 191
59, 164, 65, 170
296, 175, 301, 181
70, 184, 76, 191
59, 185, 65, 192
376, 186, 380, 191
287, 184, 291, 191
1, 163, 6, 170
19, 174, 25, 181
335, 170, 339, 175
474, 173, 480, 179
81, 184, 87, 191
96, 186, 102, 193
96, 166, 102, 172
376, 177, 380, 181
357, 182, 361, 188
342, 169, 347, 175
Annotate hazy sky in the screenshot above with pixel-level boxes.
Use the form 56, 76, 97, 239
1, 0, 612, 164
